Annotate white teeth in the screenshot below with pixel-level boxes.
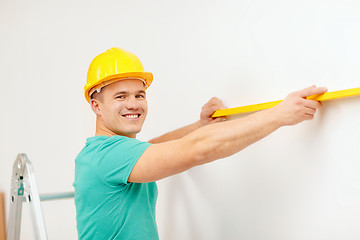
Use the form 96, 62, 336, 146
124, 114, 139, 119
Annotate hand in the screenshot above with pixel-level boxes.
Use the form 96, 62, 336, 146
200, 97, 227, 126
271, 85, 328, 126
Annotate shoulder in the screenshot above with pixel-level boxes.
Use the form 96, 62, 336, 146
84, 135, 151, 155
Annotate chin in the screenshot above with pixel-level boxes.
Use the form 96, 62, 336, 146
123, 128, 142, 137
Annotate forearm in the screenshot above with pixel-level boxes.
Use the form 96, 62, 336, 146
148, 120, 203, 144
183, 86, 327, 165
184, 108, 282, 165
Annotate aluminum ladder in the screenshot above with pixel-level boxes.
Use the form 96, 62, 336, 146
7, 153, 74, 240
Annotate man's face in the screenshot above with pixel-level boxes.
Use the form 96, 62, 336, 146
93, 79, 148, 138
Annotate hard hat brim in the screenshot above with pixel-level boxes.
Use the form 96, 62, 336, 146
84, 72, 153, 103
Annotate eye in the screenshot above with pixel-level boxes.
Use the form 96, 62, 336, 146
136, 94, 146, 99
116, 95, 125, 99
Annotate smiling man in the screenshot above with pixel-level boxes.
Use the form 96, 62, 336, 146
92, 79, 148, 138
74, 47, 327, 240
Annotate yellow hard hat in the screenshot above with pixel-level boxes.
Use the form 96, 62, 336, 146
84, 47, 153, 103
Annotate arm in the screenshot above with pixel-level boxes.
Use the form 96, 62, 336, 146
148, 97, 226, 143
129, 86, 327, 183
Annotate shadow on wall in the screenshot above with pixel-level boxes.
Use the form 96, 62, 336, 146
160, 170, 226, 240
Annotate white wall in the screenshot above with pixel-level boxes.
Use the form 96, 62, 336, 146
1, 0, 359, 239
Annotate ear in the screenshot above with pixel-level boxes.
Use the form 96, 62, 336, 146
90, 99, 102, 116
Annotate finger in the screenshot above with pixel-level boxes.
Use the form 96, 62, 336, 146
304, 113, 315, 120
210, 97, 226, 108
212, 117, 227, 122
303, 98, 322, 108
211, 105, 227, 113
208, 98, 227, 111
304, 107, 317, 115
203, 98, 218, 109
207, 97, 220, 105
297, 86, 328, 98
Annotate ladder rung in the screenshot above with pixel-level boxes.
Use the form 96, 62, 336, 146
39, 192, 74, 201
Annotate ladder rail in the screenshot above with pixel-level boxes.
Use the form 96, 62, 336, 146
22, 155, 47, 240
7, 154, 26, 240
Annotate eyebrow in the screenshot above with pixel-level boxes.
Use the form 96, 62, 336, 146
113, 90, 146, 97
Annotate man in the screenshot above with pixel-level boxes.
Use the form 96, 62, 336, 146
74, 47, 327, 239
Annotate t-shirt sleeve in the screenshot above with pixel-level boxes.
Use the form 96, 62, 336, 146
95, 136, 151, 186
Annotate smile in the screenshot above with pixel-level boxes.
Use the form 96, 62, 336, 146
122, 114, 141, 119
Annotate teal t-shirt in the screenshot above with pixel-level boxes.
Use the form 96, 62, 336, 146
73, 135, 158, 240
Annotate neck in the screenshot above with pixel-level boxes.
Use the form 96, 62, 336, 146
95, 117, 137, 138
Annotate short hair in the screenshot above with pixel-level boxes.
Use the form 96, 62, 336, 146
90, 90, 103, 102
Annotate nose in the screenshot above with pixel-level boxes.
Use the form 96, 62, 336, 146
126, 96, 140, 110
